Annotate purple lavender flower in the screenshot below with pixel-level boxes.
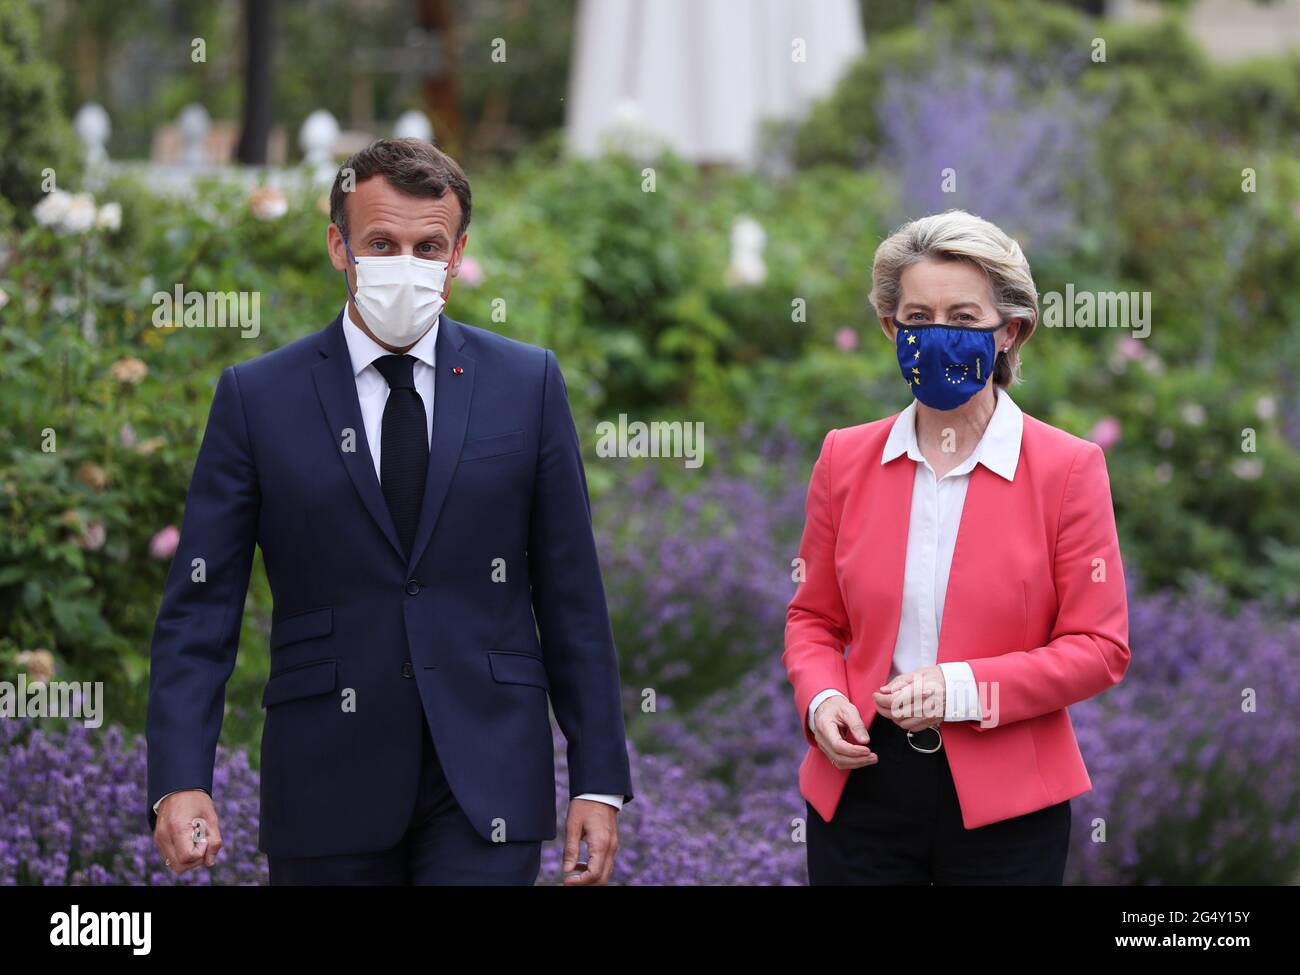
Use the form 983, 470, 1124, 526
0, 719, 266, 885
1068, 579, 1300, 884
877, 59, 1108, 254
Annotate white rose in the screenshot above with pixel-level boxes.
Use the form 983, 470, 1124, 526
61, 193, 98, 234
96, 201, 122, 231
34, 189, 72, 228
249, 186, 289, 221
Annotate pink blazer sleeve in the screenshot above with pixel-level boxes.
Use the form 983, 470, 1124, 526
967, 441, 1131, 729
783, 430, 850, 747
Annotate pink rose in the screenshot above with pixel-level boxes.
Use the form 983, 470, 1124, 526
457, 255, 484, 287
1118, 336, 1145, 360
150, 525, 180, 560
1087, 416, 1122, 452
76, 520, 107, 551
835, 328, 859, 352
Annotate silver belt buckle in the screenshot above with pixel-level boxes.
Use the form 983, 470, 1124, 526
906, 725, 942, 754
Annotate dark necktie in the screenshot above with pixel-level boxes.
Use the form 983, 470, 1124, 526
372, 354, 428, 557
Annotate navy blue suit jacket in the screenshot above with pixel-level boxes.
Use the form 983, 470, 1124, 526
145, 310, 634, 857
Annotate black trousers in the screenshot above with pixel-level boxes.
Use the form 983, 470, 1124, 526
268, 718, 542, 885
806, 715, 1071, 885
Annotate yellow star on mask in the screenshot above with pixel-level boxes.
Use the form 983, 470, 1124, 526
913, 350, 920, 360
906, 334, 917, 345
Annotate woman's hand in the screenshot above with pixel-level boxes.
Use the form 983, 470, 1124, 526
874, 666, 946, 732
812, 696, 878, 770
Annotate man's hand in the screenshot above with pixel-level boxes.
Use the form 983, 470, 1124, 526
561, 798, 619, 886
154, 790, 222, 874
873, 665, 945, 731
812, 696, 877, 770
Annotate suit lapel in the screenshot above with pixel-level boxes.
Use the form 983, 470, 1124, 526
311, 313, 406, 562
406, 315, 474, 571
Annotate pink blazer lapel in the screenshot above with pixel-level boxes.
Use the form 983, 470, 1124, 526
936, 464, 1023, 665
843, 449, 916, 670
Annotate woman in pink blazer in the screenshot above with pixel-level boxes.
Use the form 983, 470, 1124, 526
784, 209, 1131, 884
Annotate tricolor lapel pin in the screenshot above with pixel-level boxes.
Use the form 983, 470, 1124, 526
452, 366, 464, 375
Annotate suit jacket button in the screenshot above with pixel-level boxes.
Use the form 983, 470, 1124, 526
405, 580, 420, 595
400, 661, 414, 679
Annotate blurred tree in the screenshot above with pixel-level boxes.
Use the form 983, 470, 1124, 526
0, 0, 81, 223
447, 0, 577, 156
419, 0, 461, 144
36, 0, 577, 164
235, 0, 275, 164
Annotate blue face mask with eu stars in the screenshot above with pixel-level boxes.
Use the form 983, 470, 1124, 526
894, 318, 1008, 410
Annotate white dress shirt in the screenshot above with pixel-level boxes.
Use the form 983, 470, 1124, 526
342, 300, 437, 477
155, 303, 623, 815
808, 387, 1024, 732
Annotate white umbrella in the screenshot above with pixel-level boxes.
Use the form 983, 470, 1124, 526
566, 0, 865, 166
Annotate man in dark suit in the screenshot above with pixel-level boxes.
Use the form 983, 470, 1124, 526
146, 138, 633, 885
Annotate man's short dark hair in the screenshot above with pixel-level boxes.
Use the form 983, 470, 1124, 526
330, 138, 472, 243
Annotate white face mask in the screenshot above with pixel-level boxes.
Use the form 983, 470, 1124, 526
344, 241, 449, 348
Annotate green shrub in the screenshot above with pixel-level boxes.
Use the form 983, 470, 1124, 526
0, 0, 82, 223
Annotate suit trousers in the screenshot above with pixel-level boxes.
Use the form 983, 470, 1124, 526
806, 714, 1071, 885
268, 717, 543, 885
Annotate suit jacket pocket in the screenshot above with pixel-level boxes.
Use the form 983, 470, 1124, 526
270, 606, 333, 650
262, 657, 338, 708
487, 650, 549, 689
460, 429, 524, 463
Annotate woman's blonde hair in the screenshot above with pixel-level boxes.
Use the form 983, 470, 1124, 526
868, 209, 1039, 388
